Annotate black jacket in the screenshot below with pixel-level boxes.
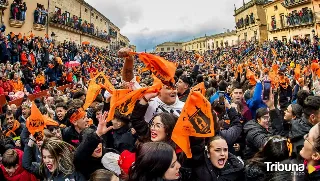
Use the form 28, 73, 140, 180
178, 89, 190, 103
113, 125, 136, 153
3, 122, 25, 138
218, 108, 243, 147
243, 120, 272, 160
290, 117, 313, 158
74, 131, 104, 180
62, 125, 80, 147
189, 138, 244, 181
130, 101, 151, 142
22, 143, 85, 181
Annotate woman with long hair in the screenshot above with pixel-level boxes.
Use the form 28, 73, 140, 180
189, 136, 244, 181
128, 142, 181, 181
245, 135, 290, 181
22, 137, 85, 180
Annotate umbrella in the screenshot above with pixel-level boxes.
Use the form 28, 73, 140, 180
65, 61, 80, 68
82, 41, 90, 45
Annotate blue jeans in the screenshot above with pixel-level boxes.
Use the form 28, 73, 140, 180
21, 11, 26, 21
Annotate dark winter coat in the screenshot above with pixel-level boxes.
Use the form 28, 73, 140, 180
112, 124, 136, 153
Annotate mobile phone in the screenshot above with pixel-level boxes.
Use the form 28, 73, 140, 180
263, 81, 271, 100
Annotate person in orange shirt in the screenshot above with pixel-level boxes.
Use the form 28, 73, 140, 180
10, 72, 24, 92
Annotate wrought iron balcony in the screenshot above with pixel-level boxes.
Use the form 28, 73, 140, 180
281, 0, 311, 9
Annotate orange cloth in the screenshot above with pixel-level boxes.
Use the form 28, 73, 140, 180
107, 76, 163, 122
11, 79, 24, 92
26, 103, 45, 135
129, 52, 176, 87
5, 120, 20, 137
294, 64, 301, 81
43, 115, 59, 127
66, 72, 73, 82
35, 74, 45, 85
29, 53, 36, 65
171, 86, 214, 158
69, 108, 86, 124
246, 68, 257, 85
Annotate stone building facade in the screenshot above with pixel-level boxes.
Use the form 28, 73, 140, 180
1, 0, 131, 49
234, 0, 268, 43
156, 42, 183, 53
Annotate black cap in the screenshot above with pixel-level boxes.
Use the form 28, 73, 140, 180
180, 75, 193, 87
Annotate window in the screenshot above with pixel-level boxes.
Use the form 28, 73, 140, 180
85, 8, 88, 13
273, 37, 278, 41
172, 47, 174, 50
280, 14, 285, 28
161, 48, 164, 51
167, 47, 170, 51
92, 13, 94, 16
197, 44, 199, 48
244, 32, 247, 41
282, 36, 287, 43
212, 42, 214, 49
200, 43, 202, 48
100, 19, 102, 22
274, 6, 278, 11
96, 16, 98, 19
208, 43, 210, 49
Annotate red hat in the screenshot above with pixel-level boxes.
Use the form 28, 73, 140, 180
118, 150, 135, 174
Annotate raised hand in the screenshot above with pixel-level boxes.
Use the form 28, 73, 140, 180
96, 111, 113, 137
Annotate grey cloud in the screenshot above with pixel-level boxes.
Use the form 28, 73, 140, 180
86, 0, 143, 28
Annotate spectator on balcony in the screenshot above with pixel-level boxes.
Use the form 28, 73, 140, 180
10, 0, 18, 20
40, 7, 47, 25
34, 6, 40, 24
20, 2, 27, 21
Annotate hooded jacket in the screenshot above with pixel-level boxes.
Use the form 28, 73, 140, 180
243, 120, 272, 160
0, 149, 37, 181
246, 82, 267, 119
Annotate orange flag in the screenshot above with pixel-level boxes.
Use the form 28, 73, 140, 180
83, 74, 103, 110
26, 103, 45, 135
96, 72, 115, 93
294, 64, 301, 81
311, 62, 320, 72
186, 59, 191, 65
191, 82, 206, 96
171, 90, 215, 158
129, 52, 176, 87
271, 48, 277, 57
43, 115, 59, 127
272, 64, 279, 74
107, 76, 163, 122
29, 31, 34, 38
246, 68, 257, 85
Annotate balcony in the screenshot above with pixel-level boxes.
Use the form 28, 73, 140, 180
0, 1, 8, 9
33, 23, 45, 31
109, 29, 117, 38
281, 0, 311, 9
315, 12, 320, 24
9, 19, 24, 28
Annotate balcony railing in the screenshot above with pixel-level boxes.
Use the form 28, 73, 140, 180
0, 1, 8, 9
49, 13, 110, 43
281, 0, 311, 9
269, 19, 314, 32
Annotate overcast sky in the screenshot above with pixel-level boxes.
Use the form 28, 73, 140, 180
86, 0, 248, 51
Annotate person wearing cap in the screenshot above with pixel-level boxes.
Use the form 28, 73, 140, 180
62, 108, 89, 147
176, 74, 193, 102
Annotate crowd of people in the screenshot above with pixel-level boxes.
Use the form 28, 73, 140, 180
1, 23, 320, 181
9, 0, 27, 21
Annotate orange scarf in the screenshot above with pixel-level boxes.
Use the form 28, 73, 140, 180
5, 120, 20, 137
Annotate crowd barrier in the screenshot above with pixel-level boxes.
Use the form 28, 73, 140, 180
0, 84, 73, 113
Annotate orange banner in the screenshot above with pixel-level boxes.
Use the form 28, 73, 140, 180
171, 90, 214, 158
26, 103, 45, 135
